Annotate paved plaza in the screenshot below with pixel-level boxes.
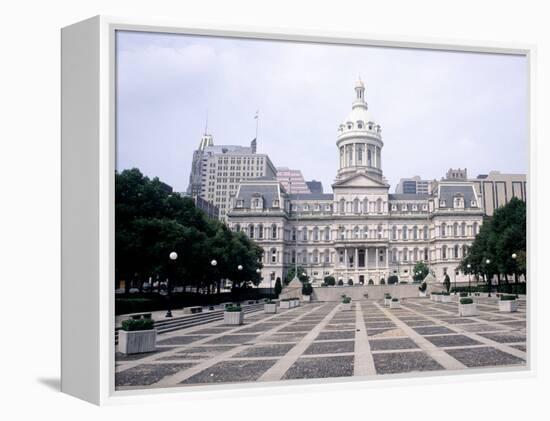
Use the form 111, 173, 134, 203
115, 297, 527, 390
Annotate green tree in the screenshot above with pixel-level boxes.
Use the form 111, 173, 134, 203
274, 277, 282, 297
284, 266, 308, 285
443, 274, 451, 292
412, 262, 430, 282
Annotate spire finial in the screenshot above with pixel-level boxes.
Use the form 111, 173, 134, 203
204, 109, 209, 135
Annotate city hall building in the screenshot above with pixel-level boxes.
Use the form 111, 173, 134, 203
226, 80, 485, 287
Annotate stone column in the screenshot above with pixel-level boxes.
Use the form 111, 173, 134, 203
344, 248, 348, 268
375, 247, 379, 269
355, 248, 358, 271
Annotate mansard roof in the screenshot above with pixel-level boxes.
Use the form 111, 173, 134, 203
388, 193, 430, 201
438, 184, 478, 208
236, 183, 280, 208
288, 193, 334, 201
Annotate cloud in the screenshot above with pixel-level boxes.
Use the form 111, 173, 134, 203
116, 31, 527, 192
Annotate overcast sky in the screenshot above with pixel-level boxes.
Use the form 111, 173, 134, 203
116, 30, 527, 193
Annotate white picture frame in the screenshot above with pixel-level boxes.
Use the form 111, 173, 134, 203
61, 15, 535, 406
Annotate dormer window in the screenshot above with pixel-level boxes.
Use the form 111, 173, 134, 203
422, 204, 428, 211
470, 200, 476, 207
236, 199, 244, 208
401, 204, 407, 211
347, 124, 352, 130
272, 199, 280, 208
412, 204, 418, 211
440, 200, 446, 207
453, 194, 464, 209
391, 204, 397, 211
303, 204, 309, 211
315, 203, 320, 211
357, 122, 363, 129
251, 195, 263, 209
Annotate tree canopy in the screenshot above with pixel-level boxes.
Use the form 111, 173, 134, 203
116, 168, 263, 293
459, 197, 526, 280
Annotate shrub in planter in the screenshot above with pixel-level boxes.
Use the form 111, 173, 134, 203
341, 296, 352, 311
418, 282, 428, 297
224, 304, 244, 325
264, 299, 277, 314
390, 298, 401, 309
458, 297, 478, 316
498, 295, 518, 312
324, 276, 336, 286
337, 279, 344, 286
441, 291, 451, 302
279, 298, 291, 309
347, 279, 354, 286
384, 293, 392, 306
119, 318, 156, 355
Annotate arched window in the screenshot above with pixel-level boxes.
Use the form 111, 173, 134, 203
354, 226, 360, 239
423, 225, 429, 240
324, 226, 330, 241
363, 226, 369, 239
413, 226, 418, 240
377, 198, 382, 213
302, 249, 308, 264
258, 224, 263, 239
367, 149, 372, 166
291, 228, 296, 241
363, 198, 369, 214
454, 244, 459, 259
453, 223, 458, 237
270, 248, 277, 264
271, 224, 277, 239
442, 246, 447, 259
473, 222, 478, 236
339, 226, 346, 240
235, 224, 241, 232
324, 249, 331, 263
413, 248, 418, 261
302, 228, 308, 241
291, 250, 296, 264
403, 248, 409, 261
339, 198, 345, 214
392, 226, 397, 240
353, 198, 360, 213
313, 249, 319, 263
461, 222, 466, 236
378, 224, 383, 239
402, 225, 408, 240
424, 247, 429, 261
249, 224, 254, 238
313, 226, 319, 241
441, 223, 447, 237
357, 145, 363, 163
392, 248, 397, 263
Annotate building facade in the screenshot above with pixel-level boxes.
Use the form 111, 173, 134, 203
227, 81, 485, 287
395, 176, 433, 195
186, 133, 276, 219
276, 167, 311, 194
472, 171, 527, 216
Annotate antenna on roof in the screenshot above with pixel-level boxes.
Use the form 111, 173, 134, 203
204, 109, 209, 135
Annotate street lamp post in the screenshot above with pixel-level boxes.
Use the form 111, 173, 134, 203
166, 251, 178, 317
467, 264, 471, 295
512, 253, 518, 298
485, 259, 491, 297
454, 270, 459, 294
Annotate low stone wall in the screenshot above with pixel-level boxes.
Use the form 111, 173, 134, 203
311, 284, 422, 301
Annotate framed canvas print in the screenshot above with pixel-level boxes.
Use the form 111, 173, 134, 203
61, 16, 533, 405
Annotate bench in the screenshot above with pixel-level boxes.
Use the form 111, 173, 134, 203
183, 306, 203, 314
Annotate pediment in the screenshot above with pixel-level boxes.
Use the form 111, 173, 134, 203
332, 172, 390, 189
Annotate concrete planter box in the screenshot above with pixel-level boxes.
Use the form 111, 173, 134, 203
224, 311, 244, 325
499, 300, 518, 313
264, 303, 277, 314
384, 298, 391, 306
458, 303, 478, 317
390, 300, 401, 309
279, 300, 291, 309
441, 295, 451, 303
433, 295, 442, 302
118, 329, 157, 355
341, 302, 352, 311
477, 293, 489, 297
418, 291, 427, 297
302, 295, 311, 302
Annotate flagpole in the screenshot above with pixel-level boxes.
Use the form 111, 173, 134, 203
255, 110, 259, 140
